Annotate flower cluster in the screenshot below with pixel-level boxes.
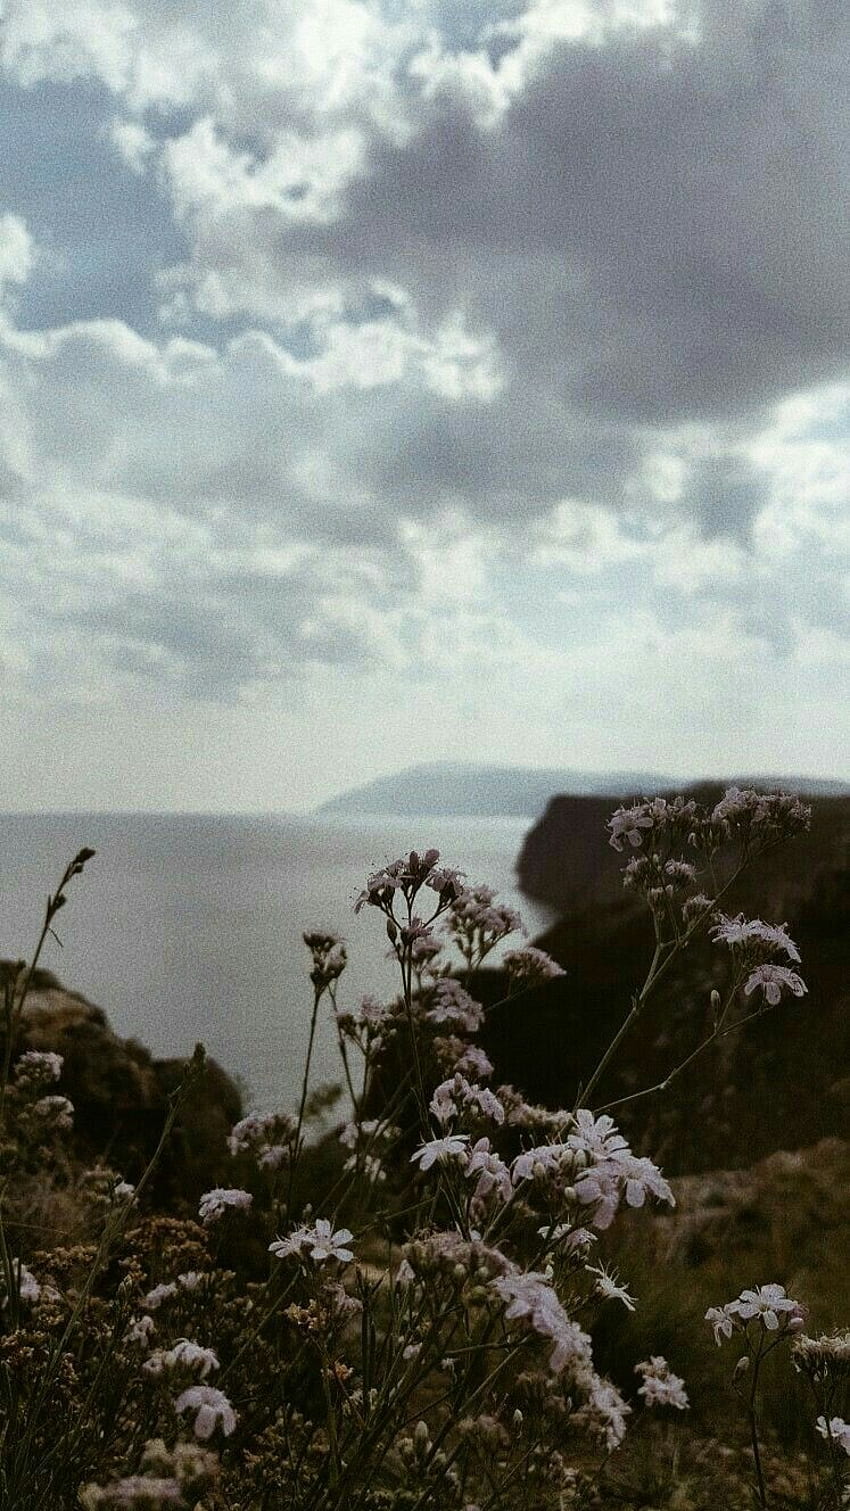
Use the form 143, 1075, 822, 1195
197, 1187, 253, 1225
634, 1355, 690, 1410
227, 1110, 297, 1170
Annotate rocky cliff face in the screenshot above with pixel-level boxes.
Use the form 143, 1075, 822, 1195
516, 786, 850, 915
482, 791, 850, 1176
1, 964, 242, 1203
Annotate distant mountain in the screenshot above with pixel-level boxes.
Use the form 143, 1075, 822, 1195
318, 763, 850, 819
316, 762, 676, 818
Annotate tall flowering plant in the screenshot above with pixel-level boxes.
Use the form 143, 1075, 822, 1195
3, 788, 846, 1511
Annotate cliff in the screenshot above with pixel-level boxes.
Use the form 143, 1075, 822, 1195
0, 962, 243, 1203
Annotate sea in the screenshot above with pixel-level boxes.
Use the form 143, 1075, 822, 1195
0, 813, 556, 1114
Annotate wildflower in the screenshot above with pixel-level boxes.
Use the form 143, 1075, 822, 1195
711, 914, 801, 962
567, 1109, 629, 1161
588, 1265, 636, 1311
303, 931, 347, 987
452, 1042, 494, 1079
711, 787, 810, 840
197, 1187, 253, 1225
426, 978, 484, 1032
32, 1094, 74, 1131
815, 1416, 850, 1454
503, 945, 565, 982
635, 1356, 689, 1409
227, 1110, 296, 1166
14, 1050, 63, 1086
513, 1141, 577, 1185
269, 1226, 312, 1260
583, 1376, 632, 1450
492, 1270, 593, 1375
4, 1260, 58, 1305
793, 1331, 850, 1382
447, 883, 522, 939
270, 1220, 354, 1264
160, 1339, 220, 1378
734, 1283, 804, 1331
126, 1314, 156, 1346
705, 1303, 738, 1345
410, 1133, 470, 1171
607, 803, 655, 851
144, 1283, 178, 1310
174, 1384, 237, 1439
177, 1271, 206, 1292
466, 1138, 512, 1203
305, 1218, 354, 1264
743, 963, 807, 1006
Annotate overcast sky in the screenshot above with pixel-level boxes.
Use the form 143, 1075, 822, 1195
1, 0, 848, 812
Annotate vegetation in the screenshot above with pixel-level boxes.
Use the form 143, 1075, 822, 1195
0, 789, 848, 1509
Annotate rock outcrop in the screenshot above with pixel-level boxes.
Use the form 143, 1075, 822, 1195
1, 963, 242, 1203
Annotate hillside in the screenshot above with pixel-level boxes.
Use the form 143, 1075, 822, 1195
317, 762, 676, 816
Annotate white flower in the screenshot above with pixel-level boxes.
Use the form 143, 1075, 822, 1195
177, 1270, 206, 1292
743, 964, 807, 1006
175, 1384, 237, 1439
568, 1110, 629, 1161
305, 1219, 354, 1264
143, 1282, 178, 1310
705, 1304, 738, 1344
269, 1226, 312, 1260
734, 1283, 802, 1331
197, 1187, 253, 1225
125, 1314, 155, 1346
410, 1134, 470, 1171
5, 1261, 58, 1305
815, 1416, 850, 1454
163, 1338, 220, 1377
607, 803, 655, 851
635, 1356, 689, 1410
588, 1265, 636, 1311
426, 979, 484, 1032
270, 1220, 354, 1264
584, 1376, 632, 1450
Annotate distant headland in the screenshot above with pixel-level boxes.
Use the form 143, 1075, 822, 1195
316, 761, 850, 818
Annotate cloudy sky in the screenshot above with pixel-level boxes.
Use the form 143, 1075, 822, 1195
1, 0, 848, 812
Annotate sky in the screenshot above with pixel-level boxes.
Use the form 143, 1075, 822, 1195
1, 0, 848, 813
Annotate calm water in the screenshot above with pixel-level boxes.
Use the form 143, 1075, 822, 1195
0, 813, 555, 1111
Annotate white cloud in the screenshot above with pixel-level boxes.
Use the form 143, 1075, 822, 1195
0, 212, 34, 294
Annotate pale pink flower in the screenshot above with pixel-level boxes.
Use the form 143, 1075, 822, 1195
743, 964, 807, 1006
502, 946, 565, 982
466, 1139, 512, 1203
411, 1134, 470, 1171
711, 914, 801, 962
492, 1270, 593, 1375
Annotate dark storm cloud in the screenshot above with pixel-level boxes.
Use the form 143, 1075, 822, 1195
264, 5, 850, 426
